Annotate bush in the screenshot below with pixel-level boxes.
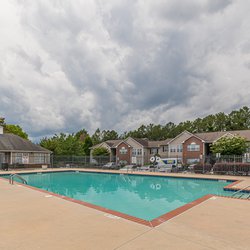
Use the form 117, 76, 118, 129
193, 164, 213, 174
213, 163, 250, 175
92, 147, 109, 156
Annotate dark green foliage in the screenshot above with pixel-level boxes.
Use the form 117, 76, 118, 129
4, 124, 28, 139
83, 135, 93, 155
40, 133, 84, 155
75, 129, 88, 141
91, 128, 118, 145
40, 130, 93, 156
0, 117, 5, 126
92, 147, 109, 156
38, 105, 250, 155
122, 106, 250, 140
91, 128, 102, 145
210, 136, 248, 155
0, 118, 28, 139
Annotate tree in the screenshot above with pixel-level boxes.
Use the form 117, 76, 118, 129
83, 135, 93, 155
102, 130, 119, 141
91, 128, 102, 145
0, 117, 5, 126
227, 106, 250, 130
40, 133, 85, 155
92, 147, 109, 156
40, 137, 58, 153
211, 136, 248, 155
4, 124, 28, 139
213, 112, 228, 131
75, 129, 88, 141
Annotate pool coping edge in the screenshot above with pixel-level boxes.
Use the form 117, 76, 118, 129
0, 170, 248, 228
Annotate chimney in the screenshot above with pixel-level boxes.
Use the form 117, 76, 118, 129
0, 125, 3, 135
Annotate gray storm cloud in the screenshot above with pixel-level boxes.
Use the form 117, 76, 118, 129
0, 0, 250, 140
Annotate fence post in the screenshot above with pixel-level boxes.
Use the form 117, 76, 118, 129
234, 155, 236, 175
51, 154, 54, 168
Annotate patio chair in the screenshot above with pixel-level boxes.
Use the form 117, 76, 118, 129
1, 163, 9, 171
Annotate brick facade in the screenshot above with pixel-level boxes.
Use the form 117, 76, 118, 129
116, 142, 131, 165
183, 136, 204, 164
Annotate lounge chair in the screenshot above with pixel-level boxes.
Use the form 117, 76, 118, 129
120, 165, 137, 172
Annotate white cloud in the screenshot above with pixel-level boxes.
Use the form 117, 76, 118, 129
0, 0, 250, 140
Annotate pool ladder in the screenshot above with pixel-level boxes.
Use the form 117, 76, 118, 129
231, 185, 250, 199
9, 174, 27, 185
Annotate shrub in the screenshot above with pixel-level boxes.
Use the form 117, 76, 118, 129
92, 147, 109, 156
213, 163, 250, 175
193, 164, 213, 174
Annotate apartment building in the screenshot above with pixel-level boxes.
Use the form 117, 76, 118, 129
90, 130, 250, 166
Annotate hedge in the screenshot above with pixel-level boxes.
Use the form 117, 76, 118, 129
193, 164, 213, 174
213, 163, 250, 175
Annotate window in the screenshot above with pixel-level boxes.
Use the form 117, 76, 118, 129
187, 158, 200, 164
132, 148, 142, 156
119, 146, 128, 155
34, 153, 47, 164
187, 143, 200, 151
137, 149, 142, 155
162, 145, 169, 152
170, 146, 176, 152
14, 153, 23, 164
150, 148, 158, 154
246, 143, 250, 153
177, 144, 183, 152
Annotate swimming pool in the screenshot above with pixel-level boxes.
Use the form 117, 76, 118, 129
1, 171, 234, 223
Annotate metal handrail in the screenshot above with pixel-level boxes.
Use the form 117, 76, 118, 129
9, 174, 27, 185
232, 185, 250, 196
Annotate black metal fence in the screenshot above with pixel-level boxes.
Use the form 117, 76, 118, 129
1, 153, 250, 176
189, 155, 250, 175
50, 154, 250, 175
52, 155, 116, 168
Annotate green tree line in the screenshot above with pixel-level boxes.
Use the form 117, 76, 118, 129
121, 106, 250, 140
0, 118, 28, 139
2, 106, 250, 156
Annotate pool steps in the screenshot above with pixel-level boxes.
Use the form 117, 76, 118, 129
231, 185, 250, 200
9, 174, 27, 185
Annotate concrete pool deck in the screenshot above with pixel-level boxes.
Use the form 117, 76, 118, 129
0, 169, 250, 249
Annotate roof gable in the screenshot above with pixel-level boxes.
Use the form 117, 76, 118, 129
91, 141, 111, 149
214, 132, 234, 142
195, 131, 233, 142
114, 140, 131, 148
168, 131, 194, 145
125, 137, 148, 148
228, 130, 250, 141
90, 139, 122, 149
183, 134, 205, 143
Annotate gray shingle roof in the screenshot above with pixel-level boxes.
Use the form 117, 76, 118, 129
132, 138, 149, 147
194, 131, 227, 142
91, 139, 122, 149
0, 134, 50, 152
105, 140, 123, 148
195, 130, 250, 142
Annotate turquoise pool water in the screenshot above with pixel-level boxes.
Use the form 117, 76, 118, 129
1, 171, 234, 221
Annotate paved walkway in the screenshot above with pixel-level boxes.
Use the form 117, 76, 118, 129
0, 169, 249, 249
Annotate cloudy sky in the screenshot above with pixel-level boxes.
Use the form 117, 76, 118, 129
1, 0, 250, 141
